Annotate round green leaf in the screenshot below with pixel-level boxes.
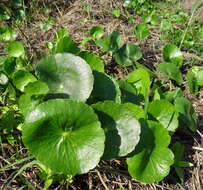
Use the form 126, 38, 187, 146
12, 70, 37, 91
96, 31, 123, 52
24, 81, 49, 95
53, 36, 80, 54
36, 53, 94, 101
148, 100, 179, 132
127, 120, 174, 183
134, 23, 150, 40
19, 94, 42, 117
118, 80, 142, 105
92, 101, 141, 160
127, 68, 150, 100
115, 43, 142, 66
79, 51, 104, 72
22, 99, 105, 175
163, 44, 183, 67
89, 26, 104, 39
158, 62, 183, 85
0, 26, 17, 41
8, 41, 25, 58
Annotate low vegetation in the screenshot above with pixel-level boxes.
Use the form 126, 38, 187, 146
0, 0, 202, 189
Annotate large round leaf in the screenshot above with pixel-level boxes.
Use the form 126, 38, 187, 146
148, 100, 179, 132
92, 101, 140, 160
127, 120, 174, 183
22, 99, 105, 175
36, 53, 94, 101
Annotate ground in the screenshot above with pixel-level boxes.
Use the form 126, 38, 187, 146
0, 0, 203, 189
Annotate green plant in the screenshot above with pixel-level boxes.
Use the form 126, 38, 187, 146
0, 28, 199, 188
134, 23, 150, 40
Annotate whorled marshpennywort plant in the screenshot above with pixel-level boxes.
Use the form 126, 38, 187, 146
0, 28, 198, 185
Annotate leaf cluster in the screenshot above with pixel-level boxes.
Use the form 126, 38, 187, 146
0, 27, 199, 187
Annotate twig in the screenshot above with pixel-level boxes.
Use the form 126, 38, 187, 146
192, 146, 203, 151
96, 169, 110, 190
197, 130, 203, 138
97, 167, 132, 180
182, 52, 203, 62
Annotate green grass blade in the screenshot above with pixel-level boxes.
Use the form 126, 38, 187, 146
0, 155, 34, 172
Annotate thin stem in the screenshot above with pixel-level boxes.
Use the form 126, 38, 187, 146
179, 0, 201, 49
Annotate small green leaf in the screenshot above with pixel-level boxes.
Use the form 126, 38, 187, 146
0, 26, 17, 41
12, 70, 37, 91
89, 26, 104, 40
163, 44, 183, 68
112, 9, 121, 18
174, 167, 184, 182
22, 99, 105, 175
174, 97, 197, 132
175, 161, 193, 167
54, 29, 69, 41
92, 101, 140, 160
134, 23, 150, 40
186, 67, 199, 95
127, 68, 150, 100
158, 62, 183, 85
53, 36, 80, 54
39, 17, 55, 31
118, 80, 141, 105
0, 6, 11, 21
114, 43, 142, 66
148, 100, 179, 132
171, 142, 185, 162
8, 41, 25, 58
163, 88, 183, 103
37, 53, 94, 101
24, 81, 49, 95
3, 57, 16, 76
78, 51, 104, 72
19, 94, 42, 117
96, 31, 123, 52
127, 120, 174, 183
